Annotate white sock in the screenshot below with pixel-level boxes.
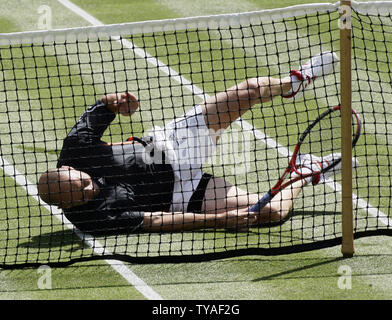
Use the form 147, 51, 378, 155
282, 72, 305, 98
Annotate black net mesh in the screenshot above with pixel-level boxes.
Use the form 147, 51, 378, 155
0, 4, 391, 268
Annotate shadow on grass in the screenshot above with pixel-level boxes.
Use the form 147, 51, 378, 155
10, 209, 346, 272
17, 229, 85, 252
17, 209, 340, 249
10, 222, 392, 291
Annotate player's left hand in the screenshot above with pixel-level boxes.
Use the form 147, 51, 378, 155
102, 92, 139, 116
221, 207, 259, 231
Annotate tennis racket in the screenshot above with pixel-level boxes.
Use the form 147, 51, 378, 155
249, 105, 362, 213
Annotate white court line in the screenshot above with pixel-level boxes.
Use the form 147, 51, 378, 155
0, 156, 162, 300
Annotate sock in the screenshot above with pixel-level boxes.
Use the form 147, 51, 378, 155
282, 70, 307, 99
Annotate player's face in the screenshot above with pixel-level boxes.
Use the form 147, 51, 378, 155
57, 166, 99, 209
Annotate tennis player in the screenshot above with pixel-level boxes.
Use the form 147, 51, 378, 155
38, 51, 340, 234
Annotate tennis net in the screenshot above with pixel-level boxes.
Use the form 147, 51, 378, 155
1, 1, 391, 268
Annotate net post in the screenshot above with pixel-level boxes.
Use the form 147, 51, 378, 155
339, 0, 354, 257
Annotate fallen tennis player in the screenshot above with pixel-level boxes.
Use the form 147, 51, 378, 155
38, 51, 342, 234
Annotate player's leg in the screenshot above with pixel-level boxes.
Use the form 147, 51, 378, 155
201, 150, 356, 225
200, 76, 292, 133
200, 51, 339, 134
201, 176, 305, 225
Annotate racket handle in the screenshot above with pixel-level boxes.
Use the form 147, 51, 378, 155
249, 191, 274, 212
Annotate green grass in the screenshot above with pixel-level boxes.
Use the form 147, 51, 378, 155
1, 0, 392, 300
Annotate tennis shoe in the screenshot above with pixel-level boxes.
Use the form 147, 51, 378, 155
282, 51, 339, 100
291, 153, 357, 185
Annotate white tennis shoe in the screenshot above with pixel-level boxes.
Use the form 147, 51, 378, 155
283, 51, 339, 100
291, 153, 358, 185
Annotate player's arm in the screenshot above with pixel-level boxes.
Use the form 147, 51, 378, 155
142, 208, 258, 232
65, 92, 139, 143
57, 92, 140, 168
65, 209, 255, 235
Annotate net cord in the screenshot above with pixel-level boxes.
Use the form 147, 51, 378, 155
0, 3, 339, 45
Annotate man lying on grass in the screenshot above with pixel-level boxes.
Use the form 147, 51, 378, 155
38, 52, 341, 234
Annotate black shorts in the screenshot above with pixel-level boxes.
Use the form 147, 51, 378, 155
186, 173, 212, 213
